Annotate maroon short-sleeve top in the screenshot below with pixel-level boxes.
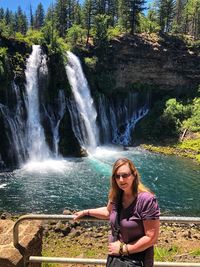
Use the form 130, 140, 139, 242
109, 192, 160, 267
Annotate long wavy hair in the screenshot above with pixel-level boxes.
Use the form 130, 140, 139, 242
108, 158, 151, 202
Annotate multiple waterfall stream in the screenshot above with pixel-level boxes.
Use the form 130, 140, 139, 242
0, 46, 149, 166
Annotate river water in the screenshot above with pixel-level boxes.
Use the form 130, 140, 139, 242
0, 146, 199, 216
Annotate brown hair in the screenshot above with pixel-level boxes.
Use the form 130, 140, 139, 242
108, 158, 151, 202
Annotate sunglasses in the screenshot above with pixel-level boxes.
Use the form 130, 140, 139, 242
114, 173, 132, 179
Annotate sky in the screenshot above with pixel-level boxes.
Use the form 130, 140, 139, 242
0, 0, 152, 14
0, 0, 53, 13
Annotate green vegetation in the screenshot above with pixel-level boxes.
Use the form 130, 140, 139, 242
155, 245, 179, 262
142, 135, 200, 163
84, 56, 98, 69
0, 47, 8, 77
0, 0, 200, 53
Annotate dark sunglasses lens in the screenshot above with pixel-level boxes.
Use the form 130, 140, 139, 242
115, 173, 130, 179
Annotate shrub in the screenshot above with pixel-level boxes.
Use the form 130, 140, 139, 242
107, 25, 124, 40
182, 97, 200, 132
84, 57, 98, 69
66, 24, 86, 46
24, 29, 45, 45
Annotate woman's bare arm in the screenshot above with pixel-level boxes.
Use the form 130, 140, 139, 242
74, 201, 112, 220
108, 219, 160, 255
126, 219, 160, 253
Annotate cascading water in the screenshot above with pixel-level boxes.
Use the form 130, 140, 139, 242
66, 51, 99, 153
25, 45, 51, 161
0, 82, 27, 165
44, 90, 66, 157
98, 93, 149, 146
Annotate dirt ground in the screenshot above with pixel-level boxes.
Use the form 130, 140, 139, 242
42, 221, 200, 266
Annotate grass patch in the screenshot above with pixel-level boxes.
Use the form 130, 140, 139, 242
141, 136, 200, 164
177, 138, 200, 153
191, 249, 200, 256
154, 245, 179, 262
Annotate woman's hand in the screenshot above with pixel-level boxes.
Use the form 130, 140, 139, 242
108, 240, 121, 255
73, 210, 88, 221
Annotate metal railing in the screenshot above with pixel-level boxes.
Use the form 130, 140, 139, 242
13, 214, 200, 267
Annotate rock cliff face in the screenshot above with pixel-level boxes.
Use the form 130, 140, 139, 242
93, 34, 200, 92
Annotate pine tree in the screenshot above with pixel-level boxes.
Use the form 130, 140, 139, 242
184, 0, 200, 39
106, 0, 118, 27
158, 0, 175, 32
55, 0, 71, 37
172, 0, 186, 33
15, 7, 27, 34
82, 0, 95, 44
118, 0, 146, 33
130, 0, 146, 34
43, 3, 58, 48
0, 8, 4, 20
118, 0, 130, 32
30, 5, 34, 29
34, 3, 45, 29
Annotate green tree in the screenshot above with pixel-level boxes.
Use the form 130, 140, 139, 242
55, 0, 68, 37
82, 0, 95, 44
0, 8, 4, 20
43, 4, 58, 50
172, 0, 186, 33
158, 0, 175, 32
183, 0, 200, 39
15, 6, 28, 34
66, 24, 86, 45
118, 0, 131, 32
29, 5, 34, 29
34, 3, 45, 29
106, 0, 118, 27
93, 14, 109, 47
118, 0, 146, 34
183, 98, 200, 132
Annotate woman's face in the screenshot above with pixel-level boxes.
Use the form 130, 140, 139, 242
114, 163, 134, 192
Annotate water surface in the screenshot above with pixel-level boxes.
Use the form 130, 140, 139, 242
0, 147, 199, 216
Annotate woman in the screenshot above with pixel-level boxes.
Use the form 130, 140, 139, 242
74, 158, 160, 267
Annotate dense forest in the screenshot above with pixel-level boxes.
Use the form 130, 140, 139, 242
0, 0, 200, 166
0, 0, 200, 47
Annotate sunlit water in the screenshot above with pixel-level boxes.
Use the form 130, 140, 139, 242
0, 147, 199, 216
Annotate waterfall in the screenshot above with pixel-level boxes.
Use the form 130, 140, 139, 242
44, 90, 66, 157
112, 105, 149, 145
65, 51, 99, 152
25, 45, 51, 161
98, 93, 149, 146
0, 82, 27, 165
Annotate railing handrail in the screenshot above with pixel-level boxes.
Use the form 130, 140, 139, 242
12, 214, 200, 267
13, 214, 200, 248
28, 256, 200, 266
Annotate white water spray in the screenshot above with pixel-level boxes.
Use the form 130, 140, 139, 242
66, 51, 99, 153
25, 45, 50, 161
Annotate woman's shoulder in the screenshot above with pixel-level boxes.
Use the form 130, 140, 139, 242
138, 191, 155, 200
136, 191, 160, 219
137, 191, 158, 207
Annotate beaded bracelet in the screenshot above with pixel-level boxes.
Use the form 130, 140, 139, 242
119, 242, 125, 255
123, 244, 129, 255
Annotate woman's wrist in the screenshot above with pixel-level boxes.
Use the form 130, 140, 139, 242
118, 242, 129, 256
119, 242, 125, 255
83, 210, 90, 216
123, 243, 129, 255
